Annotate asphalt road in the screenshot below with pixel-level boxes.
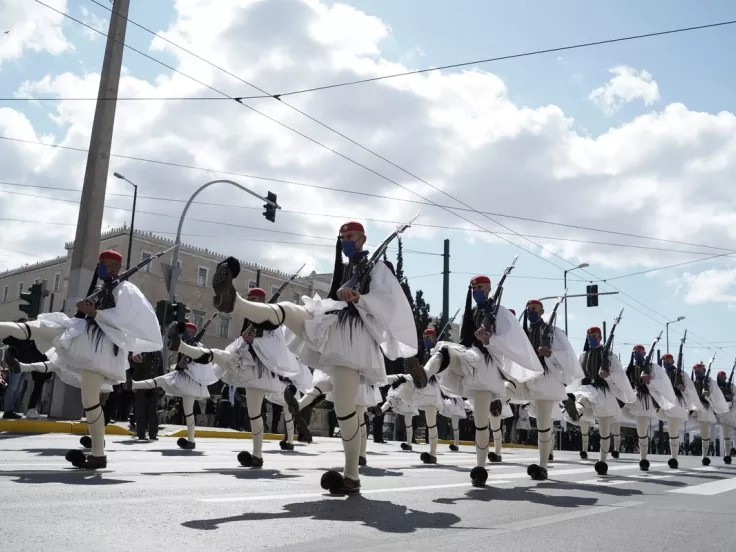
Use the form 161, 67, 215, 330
1, 433, 735, 551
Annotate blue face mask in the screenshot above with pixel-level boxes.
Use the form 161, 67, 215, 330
182, 332, 191, 341
663, 363, 675, 372
587, 335, 599, 349
341, 240, 359, 259
472, 290, 486, 305
423, 338, 433, 349
634, 352, 645, 363
695, 371, 705, 381
96, 263, 110, 280
526, 309, 540, 324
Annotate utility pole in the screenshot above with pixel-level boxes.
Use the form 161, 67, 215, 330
49, 0, 130, 420
440, 239, 450, 338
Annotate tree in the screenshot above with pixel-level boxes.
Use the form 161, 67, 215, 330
395, 238, 415, 311
413, 289, 432, 344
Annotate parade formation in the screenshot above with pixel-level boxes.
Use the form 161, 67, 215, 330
1, 218, 735, 496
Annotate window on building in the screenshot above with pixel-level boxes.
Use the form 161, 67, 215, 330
292, 291, 301, 304
271, 285, 280, 297
2, 286, 8, 303
248, 280, 257, 289
193, 310, 206, 330
17, 282, 23, 299
33, 278, 40, 285
219, 316, 230, 338
140, 251, 152, 272
197, 267, 209, 287
53, 273, 61, 292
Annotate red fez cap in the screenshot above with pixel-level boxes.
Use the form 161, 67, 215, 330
423, 328, 436, 336
718, 371, 727, 378
383, 260, 395, 275
99, 250, 122, 263
526, 299, 543, 308
693, 362, 705, 369
248, 287, 266, 298
661, 354, 674, 360
633, 344, 646, 351
340, 221, 364, 234
509, 309, 516, 316
587, 326, 601, 335
470, 275, 490, 286
185, 322, 197, 333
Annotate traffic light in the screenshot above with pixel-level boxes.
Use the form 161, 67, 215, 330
263, 191, 277, 223
155, 300, 168, 326
586, 284, 599, 307
170, 302, 190, 325
19, 282, 48, 319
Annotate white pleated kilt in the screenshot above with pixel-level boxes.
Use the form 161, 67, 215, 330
435, 342, 506, 397
716, 407, 736, 427
288, 299, 387, 385
356, 383, 382, 407
506, 370, 568, 403
564, 382, 622, 424
38, 313, 125, 392
157, 370, 211, 399
413, 378, 444, 410
466, 397, 514, 419
690, 406, 717, 424
622, 394, 659, 421
440, 396, 467, 419
267, 384, 301, 408
215, 340, 283, 393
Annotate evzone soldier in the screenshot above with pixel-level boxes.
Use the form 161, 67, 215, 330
168, 286, 305, 468
204, 221, 418, 494
658, 347, 701, 468
564, 320, 637, 475
690, 360, 730, 466
266, 361, 313, 451
442, 396, 473, 451
716, 369, 736, 463
0, 249, 162, 468
131, 321, 218, 450
618, 342, 677, 471
423, 271, 543, 487
506, 298, 580, 481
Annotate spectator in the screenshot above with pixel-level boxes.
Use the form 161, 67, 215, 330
2, 318, 46, 419
129, 351, 164, 440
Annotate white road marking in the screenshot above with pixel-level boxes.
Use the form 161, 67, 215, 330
668, 475, 736, 496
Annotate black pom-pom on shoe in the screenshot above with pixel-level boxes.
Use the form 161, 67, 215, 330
611, 450, 620, 459
527, 464, 548, 481
321, 470, 344, 492
177, 438, 196, 450
279, 440, 295, 451
724, 455, 732, 465
487, 452, 501, 463
580, 451, 588, 460
420, 452, 437, 464
470, 466, 488, 487
400, 442, 412, 451
65, 449, 86, 468
449, 444, 459, 452
359, 456, 367, 467
668, 458, 679, 469
702, 457, 711, 466
639, 459, 650, 471
594, 461, 608, 475
548, 453, 554, 462
238, 450, 253, 466
79, 435, 92, 449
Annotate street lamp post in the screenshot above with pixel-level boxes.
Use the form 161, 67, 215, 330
162, 179, 281, 359
113, 172, 138, 269
666, 316, 686, 353
563, 262, 589, 335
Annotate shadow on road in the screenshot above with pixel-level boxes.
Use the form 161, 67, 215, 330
140, 468, 299, 480
182, 495, 463, 533
434, 486, 599, 508
0, 470, 132, 486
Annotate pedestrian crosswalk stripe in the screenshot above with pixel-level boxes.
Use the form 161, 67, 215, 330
668, 475, 736, 496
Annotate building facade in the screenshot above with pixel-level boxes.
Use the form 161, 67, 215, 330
0, 227, 331, 349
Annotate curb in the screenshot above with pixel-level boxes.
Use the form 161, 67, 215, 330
418, 438, 537, 449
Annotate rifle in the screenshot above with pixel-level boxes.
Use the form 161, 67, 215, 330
194, 312, 218, 342
599, 307, 624, 375
540, 290, 567, 350
242, 263, 306, 336
437, 307, 461, 342
480, 256, 519, 334
637, 331, 662, 382
674, 330, 687, 389
728, 357, 736, 389
340, 215, 419, 292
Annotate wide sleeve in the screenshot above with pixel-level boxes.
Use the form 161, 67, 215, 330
548, 326, 584, 384
605, 354, 637, 403
485, 306, 543, 383
707, 378, 730, 414
647, 362, 677, 411
355, 261, 418, 360
251, 327, 302, 378
94, 281, 163, 353
681, 376, 701, 411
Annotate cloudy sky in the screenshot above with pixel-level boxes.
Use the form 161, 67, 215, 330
2, 0, 736, 366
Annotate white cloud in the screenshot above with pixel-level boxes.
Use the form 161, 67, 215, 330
79, 6, 107, 42
2, 0, 736, 306
0, 0, 72, 69
679, 267, 736, 305
588, 66, 660, 115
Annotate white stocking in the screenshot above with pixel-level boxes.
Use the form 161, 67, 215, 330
131, 377, 159, 390
0, 320, 59, 342
452, 415, 460, 446
298, 379, 332, 410
636, 417, 649, 460
357, 405, 368, 458
598, 417, 612, 462
535, 400, 554, 468
176, 341, 232, 369
490, 415, 503, 456
380, 398, 395, 414
423, 347, 460, 378
581, 422, 591, 453
404, 414, 413, 445
700, 422, 710, 459
473, 391, 493, 467
233, 295, 311, 336
666, 417, 681, 459
425, 406, 439, 457
245, 388, 267, 458
725, 425, 733, 455
81, 370, 106, 457
612, 422, 622, 452
15, 360, 55, 374
331, 366, 361, 481
284, 409, 294, 445
182, 396, 196, 443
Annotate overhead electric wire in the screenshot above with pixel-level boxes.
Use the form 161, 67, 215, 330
37, 1, 728, 349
